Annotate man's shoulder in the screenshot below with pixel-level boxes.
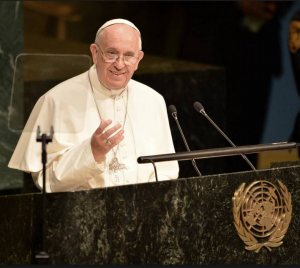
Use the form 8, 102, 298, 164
44, 71, 88, 99
129, 79, 163, 99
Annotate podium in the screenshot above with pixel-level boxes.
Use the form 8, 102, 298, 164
0, 161, 300, 264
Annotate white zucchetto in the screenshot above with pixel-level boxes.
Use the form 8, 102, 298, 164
96, 18, 140, 38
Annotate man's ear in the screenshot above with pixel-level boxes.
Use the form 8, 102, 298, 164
90, 43, 98, 64
134, 51, 144, 71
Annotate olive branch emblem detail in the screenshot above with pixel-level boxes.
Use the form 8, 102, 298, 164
232, 180, 292, 253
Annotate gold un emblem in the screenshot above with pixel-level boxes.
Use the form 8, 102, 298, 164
232, 180, 292, 253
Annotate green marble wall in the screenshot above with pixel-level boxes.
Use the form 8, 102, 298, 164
0, 1, 23, 192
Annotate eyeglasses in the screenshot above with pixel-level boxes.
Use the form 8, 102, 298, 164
95, 43, 140, 65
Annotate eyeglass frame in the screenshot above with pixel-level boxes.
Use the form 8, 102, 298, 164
94, 43, 141, 66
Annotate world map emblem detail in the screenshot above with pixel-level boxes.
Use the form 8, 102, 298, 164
232, 180, 292, 253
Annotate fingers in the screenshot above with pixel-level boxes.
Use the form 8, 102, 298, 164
104, 123, 122, 138
94, 119, 123, 139
91, 120, 125, 162
94, 119, 112, 135
106, 129, 124, 147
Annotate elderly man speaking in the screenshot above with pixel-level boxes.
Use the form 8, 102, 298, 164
8, 19, 179, 193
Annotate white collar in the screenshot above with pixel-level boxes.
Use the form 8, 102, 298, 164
89, 65, 127, 97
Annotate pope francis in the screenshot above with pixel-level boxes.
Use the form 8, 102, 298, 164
8, 19, 179, 193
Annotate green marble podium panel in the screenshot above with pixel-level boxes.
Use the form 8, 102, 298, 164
0, 164, 300, 265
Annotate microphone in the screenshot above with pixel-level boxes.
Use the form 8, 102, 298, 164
168, 105, 202, 176
193, 101, 256, 171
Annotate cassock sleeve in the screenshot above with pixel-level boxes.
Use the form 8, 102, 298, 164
8, 80, 107, 193
32, 138, 107, 193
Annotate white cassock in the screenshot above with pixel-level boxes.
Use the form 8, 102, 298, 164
8, 65, 179, 193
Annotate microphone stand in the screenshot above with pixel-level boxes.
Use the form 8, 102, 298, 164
201, 110, 256, 171
35, 126, 54, 264
145, 159, 158, 182
138, 142, 297, 164
194, 102, 256, 171
172, 112, 202, 176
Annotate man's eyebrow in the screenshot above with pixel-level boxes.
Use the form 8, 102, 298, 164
105, 47, 135, 54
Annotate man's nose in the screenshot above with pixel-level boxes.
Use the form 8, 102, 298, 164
113, 56, 126, 69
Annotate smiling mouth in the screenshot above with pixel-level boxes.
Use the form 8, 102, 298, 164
110, 70, 125, 76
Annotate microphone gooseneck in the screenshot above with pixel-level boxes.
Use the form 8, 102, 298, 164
168, 105, 202, 176
193, 101, 257, 171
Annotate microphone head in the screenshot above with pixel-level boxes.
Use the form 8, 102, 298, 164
194, 101, 204, 113
168, 105, 177, 115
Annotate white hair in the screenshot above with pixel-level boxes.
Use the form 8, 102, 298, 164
95, 18, 142, 50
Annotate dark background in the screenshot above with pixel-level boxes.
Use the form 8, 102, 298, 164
2, 1, 300, 194
23, 1, 295, 148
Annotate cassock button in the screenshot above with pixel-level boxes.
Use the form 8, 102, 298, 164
122, 155, 127, 159
121, 143, 126, 147
117, 107, 121, 111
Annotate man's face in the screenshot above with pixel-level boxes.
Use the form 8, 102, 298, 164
90, 24, 144, 90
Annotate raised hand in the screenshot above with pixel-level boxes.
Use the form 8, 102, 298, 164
91, 119, 124, 161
